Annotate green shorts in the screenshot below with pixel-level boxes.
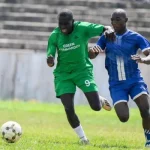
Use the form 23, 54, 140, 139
54, 68, 98, 98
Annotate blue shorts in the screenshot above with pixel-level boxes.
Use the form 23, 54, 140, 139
109, 79, 149, 106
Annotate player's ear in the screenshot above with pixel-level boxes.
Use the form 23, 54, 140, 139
125, 18, 128, 23
72, 19, 74, 24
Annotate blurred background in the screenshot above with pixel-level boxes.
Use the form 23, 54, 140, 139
0, 0, 149, 106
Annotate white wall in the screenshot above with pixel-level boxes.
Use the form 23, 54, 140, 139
0, 51, 149, 106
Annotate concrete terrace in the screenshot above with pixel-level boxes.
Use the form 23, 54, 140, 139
0, 0, 150, 51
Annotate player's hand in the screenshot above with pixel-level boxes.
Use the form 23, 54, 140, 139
47, 55, 54, 67
104, 26, 116, 42
89, 45, 104, 59
131, 54, 144, 63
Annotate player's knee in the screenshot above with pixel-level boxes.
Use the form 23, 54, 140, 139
118, 114, 129, 122
90, 104, 101, 111
88, 98, 102, 111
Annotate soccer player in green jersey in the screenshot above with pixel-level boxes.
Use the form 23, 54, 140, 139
47, 9, 114, 144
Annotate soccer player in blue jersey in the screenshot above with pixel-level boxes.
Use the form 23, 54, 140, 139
90, 8, 150, 147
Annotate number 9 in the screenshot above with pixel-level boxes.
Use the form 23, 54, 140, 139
85, 80, 90, 87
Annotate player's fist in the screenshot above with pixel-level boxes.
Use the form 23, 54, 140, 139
47, 55, 54, 67
89, 45, 104, 59
104, 26, 116, 42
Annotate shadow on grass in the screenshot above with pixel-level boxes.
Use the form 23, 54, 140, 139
93, 144, 128, 149
92, 143, 142, 150
42, 140, 127, 148
37, 139, 142, 149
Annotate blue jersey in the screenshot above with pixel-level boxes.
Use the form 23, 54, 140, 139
97, 30, 150, 86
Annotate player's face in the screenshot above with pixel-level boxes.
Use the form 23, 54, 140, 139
111, 14, 127, 33
58, 16, 74, 35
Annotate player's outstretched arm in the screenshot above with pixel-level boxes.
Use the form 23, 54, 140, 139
131, 50, 150, 65
103, 26, 116, 42
47, 55, 55, 67
88, 45, 104, 59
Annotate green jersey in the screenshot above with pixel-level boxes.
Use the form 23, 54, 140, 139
47, 21, 104, 74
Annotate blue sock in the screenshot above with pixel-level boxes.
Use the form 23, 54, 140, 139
145, 129, 150, 146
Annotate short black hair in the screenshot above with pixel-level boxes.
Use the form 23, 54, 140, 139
111, 8, 127, 18
58, 9, 73, 20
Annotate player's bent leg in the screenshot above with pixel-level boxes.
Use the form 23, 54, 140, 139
84, 91, 101, 111
74, 68, 111, 111
114, 102, 129, 122
84, 91, 112, 111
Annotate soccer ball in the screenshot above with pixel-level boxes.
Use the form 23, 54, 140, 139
1, 121, 22, 143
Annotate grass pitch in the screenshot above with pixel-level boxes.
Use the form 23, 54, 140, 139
0, 100, 147, 150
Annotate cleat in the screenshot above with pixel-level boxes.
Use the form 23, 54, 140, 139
79, 139, 90, 145
145, 129, 150, 148
145, 144, 150, 148
145, 142, 150, 148
99, 96, 112, 111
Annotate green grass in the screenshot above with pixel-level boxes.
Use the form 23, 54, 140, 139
0, 100, 147, 150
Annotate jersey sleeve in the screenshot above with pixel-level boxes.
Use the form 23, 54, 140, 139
136, 34, 150, 52
47, 33, 57, 58
80, 22, 104, 39
96, 34, 106, 50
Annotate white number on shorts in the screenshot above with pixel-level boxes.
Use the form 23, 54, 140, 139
85, 80, 90, 87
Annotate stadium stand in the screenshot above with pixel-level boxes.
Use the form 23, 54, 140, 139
0, 0, 150, 51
